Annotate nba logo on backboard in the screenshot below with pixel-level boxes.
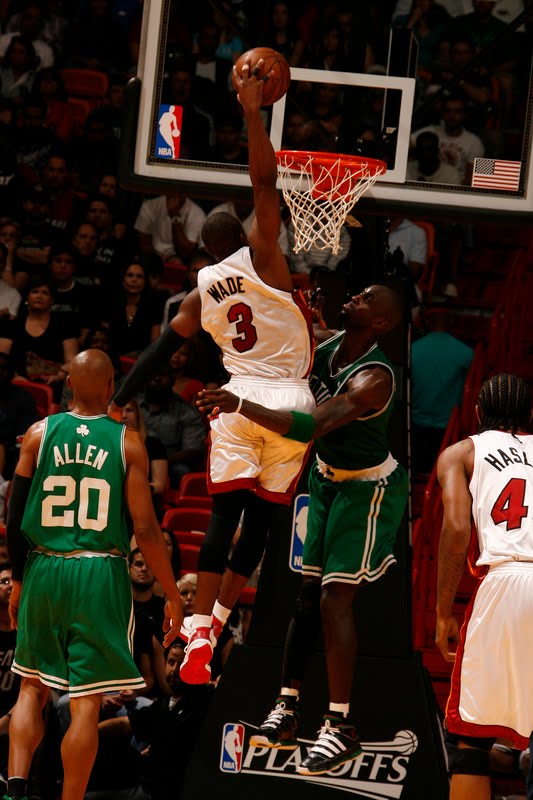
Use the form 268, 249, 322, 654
289, 494, 308, 572
156, 104, 183, 159
220, 723, 244, 773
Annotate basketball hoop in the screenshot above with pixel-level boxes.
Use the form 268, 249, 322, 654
276, 151, 386, 254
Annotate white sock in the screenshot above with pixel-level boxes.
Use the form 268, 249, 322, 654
212, 601, 231, 625
280, 687, 299, 699
329, 702, 350, 717
191, 614, 212, 630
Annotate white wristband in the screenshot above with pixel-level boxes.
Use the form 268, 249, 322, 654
235, 396, 243, 414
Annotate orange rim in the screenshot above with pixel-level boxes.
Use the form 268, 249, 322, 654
276, 150, 386, 177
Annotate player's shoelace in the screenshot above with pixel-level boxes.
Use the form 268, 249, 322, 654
309, 719, 349, 758
261, 701, 296, 731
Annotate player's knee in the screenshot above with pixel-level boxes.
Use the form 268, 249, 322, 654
320, 582, 356, 618
295, 580, 321, 618
197, 513, 234, 574
446, 733, 492, 776
228, 534, 264, 578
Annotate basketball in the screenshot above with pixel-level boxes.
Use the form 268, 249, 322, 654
232, 47, 291, 106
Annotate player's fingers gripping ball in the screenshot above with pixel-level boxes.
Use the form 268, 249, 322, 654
232, 47, 290, 106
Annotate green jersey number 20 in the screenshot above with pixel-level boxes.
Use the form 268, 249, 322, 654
41, 476, 111, 531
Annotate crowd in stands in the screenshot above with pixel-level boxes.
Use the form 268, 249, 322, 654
0, 0, 529, 797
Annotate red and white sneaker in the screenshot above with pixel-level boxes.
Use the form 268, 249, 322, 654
179, 614, 224, 643
180, 626, 217, 685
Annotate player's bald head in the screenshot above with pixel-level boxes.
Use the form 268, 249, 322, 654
373, 285, 404, 332
68, 349, 114, 402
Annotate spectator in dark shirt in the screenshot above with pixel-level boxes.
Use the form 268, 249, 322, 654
0, 354, 38, 480
85, 194, 129, 289
129, 549, 166, 641
14, 98, 56, 188
49, 244, 97, 343
16, 185, 64, 288
65, 0, 129, 72
39, 152, 82, 233
31, 68, 75, 144
161, 63, 213, 160
121, 397, 168, 516
0, 562, 20, 780
207, 108, 248, 166
71, 221, 99, 286
0, 277, 79, 401
87, 641, 213, 800
140, 368, 206, 487
102, 259, 161, 357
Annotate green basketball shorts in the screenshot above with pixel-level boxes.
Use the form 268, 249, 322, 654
13, 551, 145, 696
302, 462, 408, 586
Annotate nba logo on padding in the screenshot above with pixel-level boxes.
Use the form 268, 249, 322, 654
290, 494, 308, 572
220, 723, 244, 773
156, 104, 183, 159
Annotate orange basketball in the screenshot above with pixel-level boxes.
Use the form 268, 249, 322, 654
232, 47, 291, 106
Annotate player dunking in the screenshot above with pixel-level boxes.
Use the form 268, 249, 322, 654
198, 285, 408, 774
5, 350, 182, 800
109, 59, 315, 684
436, 374, 533, 800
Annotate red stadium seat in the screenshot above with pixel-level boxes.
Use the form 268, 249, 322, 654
13, 379, 55, 418
179, 472, 209, 498
61, 69, 109, 101
179, 543, 201, 573
162, 507, 211, 535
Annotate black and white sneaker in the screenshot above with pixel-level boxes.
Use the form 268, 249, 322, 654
297, 715, 362, 775
249, 696, 300, 750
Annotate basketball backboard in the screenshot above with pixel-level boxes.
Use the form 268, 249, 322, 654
120, 0, 533, 220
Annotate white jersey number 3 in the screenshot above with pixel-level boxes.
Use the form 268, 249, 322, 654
41, 475, 111, 531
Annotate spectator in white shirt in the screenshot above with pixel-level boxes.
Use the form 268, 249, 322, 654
134, 194, 206, 263
286, 219, 351, 274
0, 2, 54, 68
411, 94, 484, 184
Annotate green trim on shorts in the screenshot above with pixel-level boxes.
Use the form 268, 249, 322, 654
302, 462, 408, 585
14, 552, 145, 696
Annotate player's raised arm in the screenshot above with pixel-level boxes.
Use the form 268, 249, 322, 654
197, 366, 392, 442
124, 429, 182, 646
234, 58, 292, 292
111, 288, 202, 413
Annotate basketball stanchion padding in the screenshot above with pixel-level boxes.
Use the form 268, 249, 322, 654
276, 150, 386, 254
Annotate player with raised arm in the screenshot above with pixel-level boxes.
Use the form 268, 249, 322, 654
108, 58, 315, 685
436, 374, 533, 800
5, 350, 182, 800
197, 285, 408, 774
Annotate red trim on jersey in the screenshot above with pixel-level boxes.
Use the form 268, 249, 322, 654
292, 289, 315, 378
446, 580, 529, 749
209, 475, 257, 494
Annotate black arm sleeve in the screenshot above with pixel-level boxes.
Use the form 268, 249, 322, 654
6, 474, 33, 581
113, 326, 186, 407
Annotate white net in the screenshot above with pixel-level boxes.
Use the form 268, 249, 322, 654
277, 152, 385, 254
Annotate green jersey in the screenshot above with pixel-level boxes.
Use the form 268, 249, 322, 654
22, 412, 130, 554
309, 333, 395, 470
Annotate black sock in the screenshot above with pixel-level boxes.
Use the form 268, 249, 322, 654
7, 777, 27, 799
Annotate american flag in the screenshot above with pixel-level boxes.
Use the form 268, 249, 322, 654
471, 158, 521, 191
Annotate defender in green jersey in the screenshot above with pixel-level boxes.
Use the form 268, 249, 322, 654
197, 285, 408, 776
5, 350, 182, 800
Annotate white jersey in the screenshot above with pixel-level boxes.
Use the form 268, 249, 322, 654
469, 430, 533, 566
197, 246, 312, 379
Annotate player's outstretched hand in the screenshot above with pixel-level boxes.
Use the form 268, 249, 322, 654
435, 614, 460, 662
9, 581, 21, 630
163, 598, 183, 649
197, 388, 240, 420
233, 58, 273, 112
